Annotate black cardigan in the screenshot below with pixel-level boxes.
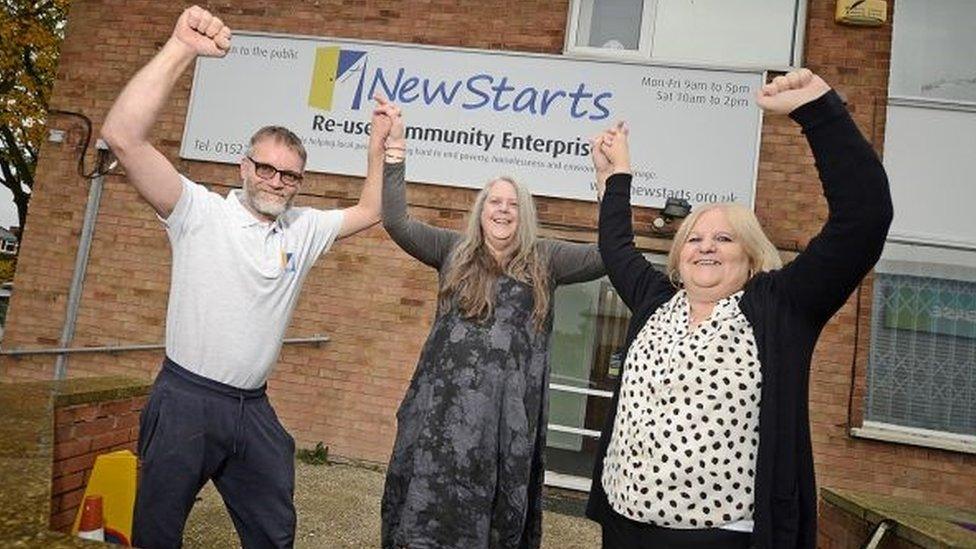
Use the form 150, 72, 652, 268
585, 90, 893, 548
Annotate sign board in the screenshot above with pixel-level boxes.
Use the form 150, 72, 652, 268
182, 33, 764, 208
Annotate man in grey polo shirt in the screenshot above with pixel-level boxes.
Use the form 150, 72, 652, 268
100, 6, 397, 548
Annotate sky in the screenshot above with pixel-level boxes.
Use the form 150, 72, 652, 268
0, 188, 18, 230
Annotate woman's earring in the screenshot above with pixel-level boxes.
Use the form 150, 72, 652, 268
669, 271, 683, 289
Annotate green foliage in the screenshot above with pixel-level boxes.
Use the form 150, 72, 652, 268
0, 256, 15, 282
0, 0, 69, 229
296, 441, 330, 466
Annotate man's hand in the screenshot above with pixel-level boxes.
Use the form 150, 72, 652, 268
756, 68, 831, 115
341, 101, 397, 239
100, 5, 234, 218
590, 134, 612, 174
171, 5, 232, 58
369, 95, 405, 154
590, 133, 612, 199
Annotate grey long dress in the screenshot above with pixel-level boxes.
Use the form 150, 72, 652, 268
380, 161, 604, 549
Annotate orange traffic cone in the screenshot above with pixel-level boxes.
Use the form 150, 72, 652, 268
77, 494, 105, 541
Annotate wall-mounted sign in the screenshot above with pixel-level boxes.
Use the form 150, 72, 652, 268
182, 32, 764, 208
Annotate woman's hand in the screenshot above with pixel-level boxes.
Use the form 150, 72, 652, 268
756, 68, 831, 115
591, 121, 631, 200
369, 95, 405, 162
590, 133, 612, 200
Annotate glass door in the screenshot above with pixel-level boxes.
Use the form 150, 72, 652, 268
545, 254, 665, 491
546, 277, 631, 491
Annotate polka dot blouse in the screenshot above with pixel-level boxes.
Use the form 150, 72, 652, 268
601, 289, 762, 530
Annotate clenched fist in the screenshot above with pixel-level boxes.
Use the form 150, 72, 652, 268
172, 5, 232, 58
756, 68, 831, 115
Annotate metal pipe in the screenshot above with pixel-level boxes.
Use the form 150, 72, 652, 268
861, 519, 895, 549
885, 236, 976, 253
888, 95, 976, 113
53, 169, 105, 379
1, 335, 330, 357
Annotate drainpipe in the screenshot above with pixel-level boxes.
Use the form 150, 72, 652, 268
53, 144, 111, 379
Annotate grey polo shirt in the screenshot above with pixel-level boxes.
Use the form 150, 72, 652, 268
161, 176, 344, 389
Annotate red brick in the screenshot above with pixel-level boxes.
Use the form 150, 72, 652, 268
90, 429, 131, 452
99, 399, 138, 418
50, 507, 77, 533
53, 438, 91, 461
3, 0, 973, 521
114, 412, 141, 431
55, 404, 98, 426
57, 488, 85, 512
72, 416, 118, 438
54, 453, 96, 477
50, 471, 86, 497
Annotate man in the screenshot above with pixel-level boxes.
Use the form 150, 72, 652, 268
100, 6, 394, 548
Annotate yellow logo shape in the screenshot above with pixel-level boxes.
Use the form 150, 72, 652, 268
308, 47, 367, 111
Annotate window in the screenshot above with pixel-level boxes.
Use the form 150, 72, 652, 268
567, 0, 654, 57
888, 0, 976, 104
882, 0, 976, 250
865, 269, 976, 441
565, 0, 806, 69
859, 0, 976, 453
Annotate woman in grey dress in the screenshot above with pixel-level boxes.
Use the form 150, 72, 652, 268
374, 105, 604, 548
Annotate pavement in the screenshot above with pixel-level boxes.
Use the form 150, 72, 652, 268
183, 460, 602, 548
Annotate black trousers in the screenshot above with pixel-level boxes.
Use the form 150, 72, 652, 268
601, 507, 753, 549
133, 358, 296, 549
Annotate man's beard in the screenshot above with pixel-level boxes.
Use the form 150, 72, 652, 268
243, 178, 294, 219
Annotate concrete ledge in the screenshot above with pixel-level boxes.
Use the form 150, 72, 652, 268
821, 487, 976, 548
0, 376, 149, 547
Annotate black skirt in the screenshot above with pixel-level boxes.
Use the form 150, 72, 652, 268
601, 507, 753, 549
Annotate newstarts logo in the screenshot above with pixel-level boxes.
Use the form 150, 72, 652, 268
307, 45, 613, 120
307, 47, 369, 111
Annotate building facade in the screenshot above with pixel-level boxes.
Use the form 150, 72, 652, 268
2, 0, 973, 517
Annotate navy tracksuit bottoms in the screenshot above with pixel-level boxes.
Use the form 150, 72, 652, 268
133, 357, 296, 549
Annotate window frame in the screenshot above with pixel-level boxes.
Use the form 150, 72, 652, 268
563, 0, 808, 71
851, 421, 976, 455
855, 0, 976, 455
563, 0, 657, 61
858, 261, 976, 452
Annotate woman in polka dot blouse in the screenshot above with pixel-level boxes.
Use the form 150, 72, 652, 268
585, 69, 893, 549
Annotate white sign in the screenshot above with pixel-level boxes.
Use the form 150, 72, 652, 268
182, 32, 764, 208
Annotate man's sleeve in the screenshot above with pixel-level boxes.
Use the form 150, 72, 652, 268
158, 175, 207, 243
311, 208, 346, 259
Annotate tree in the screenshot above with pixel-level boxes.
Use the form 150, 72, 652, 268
0, 0, 68, 230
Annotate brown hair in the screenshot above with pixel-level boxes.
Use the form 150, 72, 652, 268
440, 177, 551, 331
249, 126, 307, 167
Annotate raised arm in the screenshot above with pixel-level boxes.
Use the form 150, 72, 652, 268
762, 70, 894, 323
547, 240, 605, 285
376, 108, 458, 268
594, 123, 670, 310
336, 97, 393, 239
100, 6, 230, 218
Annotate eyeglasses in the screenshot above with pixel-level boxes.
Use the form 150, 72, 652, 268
245, 156, 304, 187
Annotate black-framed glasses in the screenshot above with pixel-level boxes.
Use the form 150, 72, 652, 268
245, 156, 303, 187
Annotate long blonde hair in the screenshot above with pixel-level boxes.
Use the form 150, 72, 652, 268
440, 177, 551, 330
666, 202, 782, 287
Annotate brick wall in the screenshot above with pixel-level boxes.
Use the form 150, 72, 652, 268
49, 394, 145, 532
2, 0, 973, 519
817, 500, 921, 549
818, 497, 921, 549
799, 0, 976, 511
